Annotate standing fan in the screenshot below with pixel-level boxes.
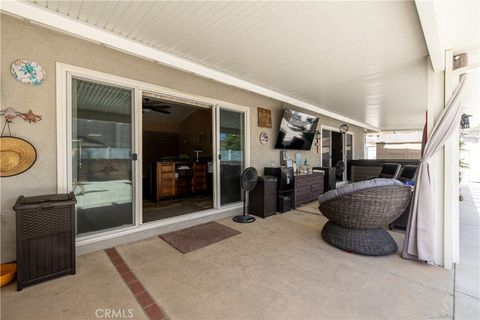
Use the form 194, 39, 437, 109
335, 160, 345, 180
233, 167, 258, 223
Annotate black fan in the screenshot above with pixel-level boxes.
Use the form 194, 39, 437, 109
233, 167, 258, 223
335, 160, 345, 179
142, 98, 171, 114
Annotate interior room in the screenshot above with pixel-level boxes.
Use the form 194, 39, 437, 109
142, 95, 214, 223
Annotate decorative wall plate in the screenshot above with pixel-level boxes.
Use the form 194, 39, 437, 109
0, 137, 37, 177
10, 60, 46, 86
259, 131, 268, 144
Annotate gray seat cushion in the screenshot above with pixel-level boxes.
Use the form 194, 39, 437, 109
318, 178, 404, 204
397, 165, 419, 183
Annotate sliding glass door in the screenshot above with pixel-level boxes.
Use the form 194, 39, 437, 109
321, 127, 354, 181
72, 78, 134, 235
218, 108, 245, 206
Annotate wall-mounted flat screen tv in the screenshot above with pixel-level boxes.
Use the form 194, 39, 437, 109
274, 109, 319, 150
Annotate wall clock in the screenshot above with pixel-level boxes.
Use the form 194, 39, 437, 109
11, 60, 46, 86
259, 131, 268, 144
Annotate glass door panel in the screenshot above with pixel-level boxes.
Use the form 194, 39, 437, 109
321, 129, 331, 167
219, 109, 245, 206
346, 134, 353, 161
72, 78, 134, 235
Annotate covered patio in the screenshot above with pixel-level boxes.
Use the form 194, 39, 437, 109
1, 1, 479, 319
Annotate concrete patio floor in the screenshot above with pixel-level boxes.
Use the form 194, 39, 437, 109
2, 205, 454, 320
455, 183, 480, 319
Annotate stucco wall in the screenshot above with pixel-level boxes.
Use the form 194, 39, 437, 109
0, 14, 365, 262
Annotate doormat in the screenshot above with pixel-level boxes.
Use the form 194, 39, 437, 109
159, 221, 241, 254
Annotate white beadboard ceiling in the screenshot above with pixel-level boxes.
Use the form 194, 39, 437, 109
28, 0, 430, 130
433, 1, 480, 60
75, 78, 131, 115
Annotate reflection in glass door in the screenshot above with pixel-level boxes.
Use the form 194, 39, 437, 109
218, 108, 245, 206
72, 78, 134, 235
321, 129, 331, 167
346, 134, 353, 161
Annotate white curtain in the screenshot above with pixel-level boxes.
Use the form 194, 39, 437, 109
403, 74, 468, 262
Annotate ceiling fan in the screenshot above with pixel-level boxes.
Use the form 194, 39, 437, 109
142, 97, 171, 114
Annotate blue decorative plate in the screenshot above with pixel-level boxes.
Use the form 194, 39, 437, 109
10, 60, 46, 86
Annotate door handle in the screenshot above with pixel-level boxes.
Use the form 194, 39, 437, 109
132, 153, 138, 161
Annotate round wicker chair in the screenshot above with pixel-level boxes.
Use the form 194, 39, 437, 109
318, 179, 412, 256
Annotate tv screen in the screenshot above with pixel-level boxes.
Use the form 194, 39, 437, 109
274, 109, 319, 150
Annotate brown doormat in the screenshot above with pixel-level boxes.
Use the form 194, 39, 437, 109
159, 221, 241, 253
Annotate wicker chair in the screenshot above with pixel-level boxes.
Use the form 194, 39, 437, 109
318, 179, 411, 256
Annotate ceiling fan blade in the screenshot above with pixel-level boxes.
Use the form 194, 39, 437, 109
147, 104, 171, 108
143, 98, 171, 114
144, 106, 169, 113
144, 97, 170, 106
154, 109, 171, 114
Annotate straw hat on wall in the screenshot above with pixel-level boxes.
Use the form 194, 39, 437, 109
0, 137, 37, 177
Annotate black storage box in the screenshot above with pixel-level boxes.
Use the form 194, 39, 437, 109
249, 176, 277, 218
13, 192, 76, 290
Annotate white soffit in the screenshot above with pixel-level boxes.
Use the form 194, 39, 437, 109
3, 1, 432, 130
416, 0, 480, 72
434, 1, 480, 58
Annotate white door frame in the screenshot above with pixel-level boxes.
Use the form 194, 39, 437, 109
56, 62, 249, 244
57, 65, 139, 238
215, 104, 251, 209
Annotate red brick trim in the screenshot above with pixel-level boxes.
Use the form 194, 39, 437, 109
105, 248, 168, 320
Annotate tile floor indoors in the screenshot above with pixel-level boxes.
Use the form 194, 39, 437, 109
2, 203, 456, 320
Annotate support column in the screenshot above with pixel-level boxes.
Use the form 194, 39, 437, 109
444, 50, 461, 268
427, 58, 446, 267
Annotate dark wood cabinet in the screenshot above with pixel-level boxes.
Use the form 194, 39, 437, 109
193, 163, 207, 193
293, 172, 324, 208
176, 168, 193, 196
